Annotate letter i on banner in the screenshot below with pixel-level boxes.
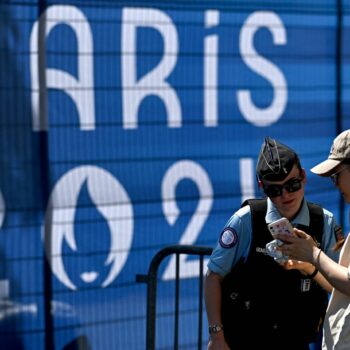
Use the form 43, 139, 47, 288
204, 10, 219, 127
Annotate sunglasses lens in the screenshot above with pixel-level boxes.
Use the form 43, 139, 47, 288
263, 185, 282, 198
263, 178, 302, 198
284, 178, 302, 192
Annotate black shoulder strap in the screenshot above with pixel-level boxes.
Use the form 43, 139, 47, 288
241, 198, 267, 234
299, 201, 324, 246
242, 198, 268, 263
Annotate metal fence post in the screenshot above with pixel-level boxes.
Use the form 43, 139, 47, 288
136, 245, 212, 350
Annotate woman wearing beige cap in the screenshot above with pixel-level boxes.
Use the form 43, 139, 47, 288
276, 129, 350, 350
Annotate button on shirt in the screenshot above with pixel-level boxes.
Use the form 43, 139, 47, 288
208, 198, 339, 277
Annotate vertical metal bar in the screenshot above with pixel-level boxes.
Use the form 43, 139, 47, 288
174, 253, 180, 350
198, 255, 204, 350
336, 0, 344, 228
139, 246, 212, 350
146, 269, 158, 350
37, 1, 54, 350
336, 0, 343, 134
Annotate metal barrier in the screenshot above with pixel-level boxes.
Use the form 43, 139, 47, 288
136, 245, 213, 350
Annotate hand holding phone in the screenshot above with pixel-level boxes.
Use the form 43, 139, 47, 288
265, 240, 286, 262
267, 217, 294, 238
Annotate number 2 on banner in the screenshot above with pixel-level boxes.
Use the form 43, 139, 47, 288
161, 160, 212, 280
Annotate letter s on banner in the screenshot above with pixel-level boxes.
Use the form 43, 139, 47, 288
237, 11, 287, 127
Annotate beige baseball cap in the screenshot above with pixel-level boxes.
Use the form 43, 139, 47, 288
311, 129, 350, 176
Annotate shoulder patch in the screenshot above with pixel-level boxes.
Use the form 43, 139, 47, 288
335, 224, 344, 242
219, 227, 238, 249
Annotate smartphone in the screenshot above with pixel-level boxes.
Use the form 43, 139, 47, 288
267, 217, 294, 238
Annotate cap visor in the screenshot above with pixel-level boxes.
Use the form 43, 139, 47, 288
311, 159, 341, 176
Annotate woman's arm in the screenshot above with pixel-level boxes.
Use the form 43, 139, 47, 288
312, 247, 350, 296
281, 259, 333, 293
276, 228, 350, 296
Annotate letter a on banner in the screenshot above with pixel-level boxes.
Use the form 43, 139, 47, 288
30, 5, 95, 131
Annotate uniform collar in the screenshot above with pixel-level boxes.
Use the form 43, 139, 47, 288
265, 197, 310, 227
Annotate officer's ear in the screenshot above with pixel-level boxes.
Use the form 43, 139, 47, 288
301, 168, 307, 183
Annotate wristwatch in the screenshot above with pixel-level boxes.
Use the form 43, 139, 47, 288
209, 324, 223, 334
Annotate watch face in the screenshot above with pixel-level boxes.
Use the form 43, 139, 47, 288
209, 325, 222, 334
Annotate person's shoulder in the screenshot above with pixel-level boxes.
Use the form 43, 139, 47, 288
308, 201, 334, 219
306, 200, 334, 219
321, 206, 334, 218
224, 205, 253, 243
312, 204, 336, 226
234, 202, 252, 219
321, 207, 338, 231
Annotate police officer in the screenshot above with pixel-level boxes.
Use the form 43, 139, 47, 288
204, 137, 341, 350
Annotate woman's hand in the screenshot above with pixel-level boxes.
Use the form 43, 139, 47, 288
281, 259, 316, 275
274, 228, 318, 264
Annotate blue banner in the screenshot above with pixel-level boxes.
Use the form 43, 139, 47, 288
0, 1, 349, 349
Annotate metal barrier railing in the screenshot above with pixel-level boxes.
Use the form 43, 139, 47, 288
136, 245, 212, 350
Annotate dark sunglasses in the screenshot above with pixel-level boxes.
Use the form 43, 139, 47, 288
263, 177, 303, 198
